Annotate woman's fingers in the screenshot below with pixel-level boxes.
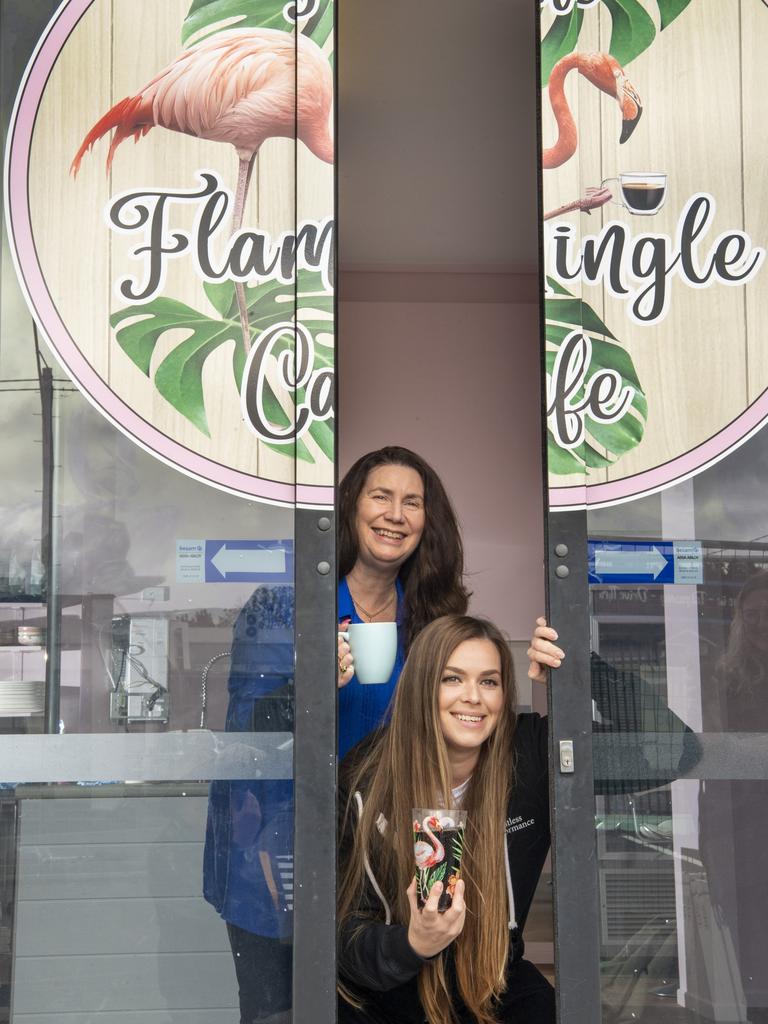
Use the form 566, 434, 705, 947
526, 616, 565, 680
422, 880, 443, 915
406, 876, 418, 910
448, 877, 465, 914
337, 630, 355, 688
406, 878, 465, 957
534, 617, 559, 642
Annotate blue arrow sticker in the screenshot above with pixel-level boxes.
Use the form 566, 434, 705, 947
588, 540, 702, 585
176, 540, 294, 582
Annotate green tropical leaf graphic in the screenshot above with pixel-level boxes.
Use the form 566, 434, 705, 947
540, 7, 583, 86
602, 0, 656, 66
182, 0, 334, 48
540, 0, 695, 80
429, 863, 447, 887
656, 0, 694, 31
307, 0, 334, 49
545, 287, 646, 475
110, 270, 333, 461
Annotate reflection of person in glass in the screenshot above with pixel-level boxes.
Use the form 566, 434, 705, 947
701, 570, 768, 1023
203, 586, 295, 1024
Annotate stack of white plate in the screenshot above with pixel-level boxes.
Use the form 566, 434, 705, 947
0, 680, 45, 716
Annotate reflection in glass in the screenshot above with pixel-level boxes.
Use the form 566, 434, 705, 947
204, 586, 295, 1023
589, 427, 768, 1023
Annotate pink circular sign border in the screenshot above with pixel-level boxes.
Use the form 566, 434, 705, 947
549, 388, 768, 510
4, 0, 334, 511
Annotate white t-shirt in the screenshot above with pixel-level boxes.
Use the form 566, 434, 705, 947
450, 776, 471, 807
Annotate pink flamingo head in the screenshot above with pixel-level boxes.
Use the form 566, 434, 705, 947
414, 815, 445, 869
544, 52, 643, 170
577, 53, 643, 144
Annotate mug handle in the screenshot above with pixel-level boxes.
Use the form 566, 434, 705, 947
600, 177, 626, 208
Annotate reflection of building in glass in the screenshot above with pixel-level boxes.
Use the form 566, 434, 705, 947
590, 544, 768, 1021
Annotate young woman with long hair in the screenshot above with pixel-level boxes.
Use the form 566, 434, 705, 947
338, 615, 556, 1024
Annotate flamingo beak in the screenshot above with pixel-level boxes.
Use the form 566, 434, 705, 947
620, 105, 642, 144
617, 77, 642, 144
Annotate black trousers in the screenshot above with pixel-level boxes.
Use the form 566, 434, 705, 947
338, 958, 555, 1024
226, 922, 292, 1023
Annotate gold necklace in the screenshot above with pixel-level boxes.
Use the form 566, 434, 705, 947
347, 585, 396, 622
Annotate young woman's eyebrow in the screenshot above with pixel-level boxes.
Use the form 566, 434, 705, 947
441, 665, 501, 677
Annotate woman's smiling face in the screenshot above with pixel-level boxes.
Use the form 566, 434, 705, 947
354, 464, 426, 572
438, 638, 504, 759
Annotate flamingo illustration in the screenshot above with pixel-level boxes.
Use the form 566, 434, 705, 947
542, 52, 642, 220
543, 51, 642, 170
414, 815, 445, 870
71, 27, 334, 354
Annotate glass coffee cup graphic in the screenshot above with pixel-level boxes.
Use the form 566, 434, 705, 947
601, 172, 667, 215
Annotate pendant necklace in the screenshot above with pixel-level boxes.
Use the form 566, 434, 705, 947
347, 585, 396, 622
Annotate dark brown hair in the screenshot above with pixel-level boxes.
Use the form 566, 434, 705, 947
339, 447, 470, 647
338, 615, 518, 1024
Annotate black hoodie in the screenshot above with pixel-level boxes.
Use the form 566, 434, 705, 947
337, 655, 700, 1022
337, 713, 550, 1021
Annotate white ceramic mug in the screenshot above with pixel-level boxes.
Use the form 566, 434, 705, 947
339, 621, 397, 684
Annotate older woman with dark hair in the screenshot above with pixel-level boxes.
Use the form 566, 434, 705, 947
336, 446, 476, 756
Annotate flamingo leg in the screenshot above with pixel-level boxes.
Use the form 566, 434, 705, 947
232, 153, 256, 354
544, 186, 613, 221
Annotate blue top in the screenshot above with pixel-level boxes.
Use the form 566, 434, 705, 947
203, 580, 406, 936
203, 587, 295, 938
337, 576, 406, 758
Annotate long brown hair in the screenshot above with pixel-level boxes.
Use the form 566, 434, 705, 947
338, 615, 518, 1024
338, 447, 470, 648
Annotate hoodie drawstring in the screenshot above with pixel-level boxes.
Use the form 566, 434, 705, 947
504, 840, 517, 930
354, 791, 392, 925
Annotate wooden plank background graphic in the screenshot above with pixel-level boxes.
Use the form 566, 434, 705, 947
541, 0, 767, 494
28, 0, 334, 492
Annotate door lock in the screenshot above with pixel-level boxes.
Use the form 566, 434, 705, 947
559, 739, 574, 773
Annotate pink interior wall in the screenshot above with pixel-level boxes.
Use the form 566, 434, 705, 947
338, 289, 546, 644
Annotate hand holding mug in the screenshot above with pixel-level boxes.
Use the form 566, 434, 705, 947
338, 622, 398, 685
338, 617, 354, 688
406, 877, 466, 959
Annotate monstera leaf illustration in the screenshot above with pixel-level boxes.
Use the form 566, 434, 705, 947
110, 271, 333, 464
545, 279, 647, 475
541, 0, 694, 85
182, 0, 334, 48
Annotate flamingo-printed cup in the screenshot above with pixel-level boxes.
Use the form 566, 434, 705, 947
413, 808, 467, 912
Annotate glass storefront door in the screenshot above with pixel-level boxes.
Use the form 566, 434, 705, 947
1, 2, 336, 1022
548, 436, 768, 1024
540, 3, 768, 1022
